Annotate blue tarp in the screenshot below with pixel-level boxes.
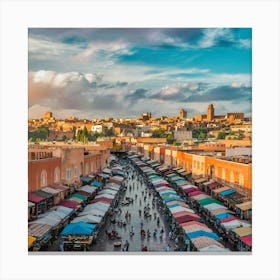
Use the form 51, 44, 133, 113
186, 230, 220, 240
215, 212, 234, 220
61, 221, 96, 235
163, 197, 184, 203
112, 171, 125, 176
175, 179, 185, 183
160, 191, 176, 196
167, 203, 180, 208
91, 181, 103, 187
220, 189, 236, 196
80, 177, 92, 183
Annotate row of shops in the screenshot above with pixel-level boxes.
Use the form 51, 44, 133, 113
127, 153, 252, 252
158, 162, 252, 251
127, 155, 229, 252
28, 157, 126, 251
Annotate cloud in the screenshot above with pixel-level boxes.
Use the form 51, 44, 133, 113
126, 88, 149, 103
198, 28, 251, 49
73, 40, 134, 62
185, 85, 251, 103
150, 82, 207, 101
28, 70, 131, 112
28, 36, 81, 60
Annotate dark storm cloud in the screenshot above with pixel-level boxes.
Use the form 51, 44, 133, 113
185, 85, 252, 102
98, 81, 128, 89
126, 88, 149, 102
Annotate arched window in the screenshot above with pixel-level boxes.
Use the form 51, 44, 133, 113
40, 170, 47, 187
80, 162, 83, 175
230, 171, 235, 183
239, 173, 244, 187
222, 168, 226, 181
74, 166, 78, 177
54, 167, 60, 183
66, 168, 71, 180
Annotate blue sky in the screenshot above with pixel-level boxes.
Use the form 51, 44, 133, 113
28, 28, 252, 119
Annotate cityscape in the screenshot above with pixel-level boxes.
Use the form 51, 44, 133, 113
28, 28, 252, 253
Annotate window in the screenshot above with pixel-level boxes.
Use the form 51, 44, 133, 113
40, 170, 47, 187
222, 168, 226, 181
54, 167, 60, 183
74, 166, 78, 177
85, 163, 89, 175
230, 171, 235, 183
239, 173, 244, 187
91, 162, 94, 172
66, 168, 71, 180
215, 168, 218, 178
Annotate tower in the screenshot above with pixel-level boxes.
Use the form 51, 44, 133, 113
179, 109, 187, 119
207, 104, 214, 121
44, 111, 53, 120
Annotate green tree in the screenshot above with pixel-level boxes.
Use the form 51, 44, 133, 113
166, 133, 174, 144
192, 128, 208, 139
28, 125, 49, 141
152, 128, 166, 138
217, 132, 227, 139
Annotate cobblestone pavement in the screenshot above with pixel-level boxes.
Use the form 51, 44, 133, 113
91, 164, 176, 252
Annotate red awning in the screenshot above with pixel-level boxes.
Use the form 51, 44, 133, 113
28, 193, 45, 203
207, 182, 221, 189
219, 216, 237, 223
176, 215, 200, 224
189, 190, 203, 196
184, 187, 198, 194
90, 197, 112, 204
58, 200, 79, 209
240, 235, 252, 247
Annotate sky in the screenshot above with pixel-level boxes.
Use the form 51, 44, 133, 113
28, 28, 252, 119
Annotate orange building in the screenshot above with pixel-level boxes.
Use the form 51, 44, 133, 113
28, 157, 61, 192
137, 137, 167, 144
205, 156, 252, 196
198, 142, 226, 152
174, 150, 252, 197
96, 140, 114, 149
84, 152, 102, 175
176, 151, 193, 173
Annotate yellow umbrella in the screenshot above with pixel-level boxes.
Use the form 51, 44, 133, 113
28, 235, 36, 248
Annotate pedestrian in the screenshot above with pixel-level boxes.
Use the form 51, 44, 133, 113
153, 228, 157, 237
168, 231, 172, 239
125, 240, 129, 251
165, 244, 170, 252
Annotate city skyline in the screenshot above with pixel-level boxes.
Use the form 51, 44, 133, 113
29, 28, 252, 119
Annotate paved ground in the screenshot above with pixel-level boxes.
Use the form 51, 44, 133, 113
91, 163, 176, 252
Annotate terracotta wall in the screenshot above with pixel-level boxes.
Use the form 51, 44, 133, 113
28, 158, 61, 192
53, 148, 84, 184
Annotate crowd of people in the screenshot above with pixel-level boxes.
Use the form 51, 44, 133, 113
102, 157, 177, 252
